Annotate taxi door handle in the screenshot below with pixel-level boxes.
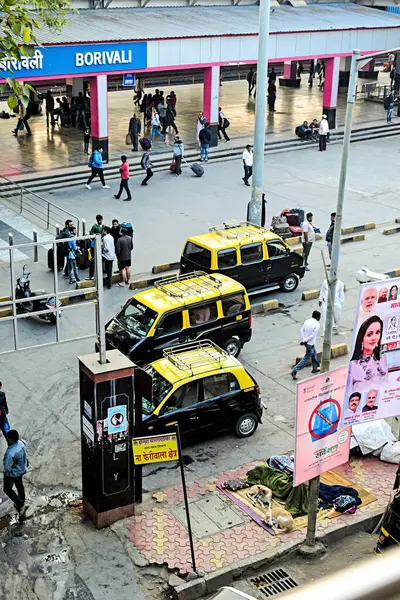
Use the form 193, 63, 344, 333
189, 414, 199, 420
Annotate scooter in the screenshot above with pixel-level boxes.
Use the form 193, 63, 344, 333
15, 265, 61, 325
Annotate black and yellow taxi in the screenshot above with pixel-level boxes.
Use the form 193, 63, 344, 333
180, 221, 305, 293
142, 341, 263, 439
104, 271, 252, 363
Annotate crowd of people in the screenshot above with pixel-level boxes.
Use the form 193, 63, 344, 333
57, 215, 134, 288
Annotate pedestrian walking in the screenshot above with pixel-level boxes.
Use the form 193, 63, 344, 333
141, 148, 153, 186
325, 212, 336, 260
67, 226, 81, 284
114, 155, 132, 201
116, 228, 134, 287
319, 278, 345, 336
170, 91, 177, 109
157, 98, 167, 135
302, 212, 315, 271
3, 429, 28, 520
172, 136, 184, 175
308, 60, 315, 88
291, 311, 321, 380
0, 382, 10, 437
297, 62, 304, 79
242, 144, 253, 186
58, 219, 74, 278
76, 92, 88, 128
247, 67, 255, 96
267, 83, 277, 112
165, 96, 179, 135
199, 122, 211, 162
318, 115, 329, 151
102, 227, 116, 289
128, 113, 141, 152
196, 112, 206, 147
86, 148, 110, 190
13, 100, 32, 136
218, 108, 230, 141
83, 128, 90, 154
385, 92, 395, 123
268, 68, 276, 87
151, 107, 165, 141
134, 77, 143, 106
45, 90, 55, 127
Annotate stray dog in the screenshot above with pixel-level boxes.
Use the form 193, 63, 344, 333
247, 485, 294, 531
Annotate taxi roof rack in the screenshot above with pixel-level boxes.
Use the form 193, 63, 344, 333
154, 271, 222, 299
209, 220, 268, 240
163, 340, 226, 375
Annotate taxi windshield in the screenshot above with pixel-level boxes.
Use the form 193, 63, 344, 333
117, 299, 158, 337
143, 366, 173, 414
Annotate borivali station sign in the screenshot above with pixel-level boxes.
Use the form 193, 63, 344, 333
0, 42, 147, 80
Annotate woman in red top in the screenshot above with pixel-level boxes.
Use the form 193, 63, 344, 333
114, 155, 132, 201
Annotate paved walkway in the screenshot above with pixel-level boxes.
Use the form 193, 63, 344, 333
0, 71, 390, 177
121, 456, 395, 577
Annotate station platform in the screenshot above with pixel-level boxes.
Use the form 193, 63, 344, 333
0, 71, 389, 178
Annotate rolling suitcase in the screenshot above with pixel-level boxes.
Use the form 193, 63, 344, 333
47, 247, 64, 271
183, 158, 204, 177
139, 137, 152, 150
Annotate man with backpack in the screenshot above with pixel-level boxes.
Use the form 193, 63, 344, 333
141, 148, 153, 186
86, 148, 110, 190
218, 108, 230, 141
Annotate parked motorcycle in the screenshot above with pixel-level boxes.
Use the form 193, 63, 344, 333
15, 265, 61, 325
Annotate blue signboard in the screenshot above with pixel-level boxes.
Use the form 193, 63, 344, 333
0, 42, 147, 80
107, 405, 128, 435
123, 73, 135, 87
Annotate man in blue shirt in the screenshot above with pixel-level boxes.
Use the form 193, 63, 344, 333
3, 429, 28, 519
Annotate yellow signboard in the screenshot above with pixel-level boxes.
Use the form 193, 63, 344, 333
132, 434, 179, 465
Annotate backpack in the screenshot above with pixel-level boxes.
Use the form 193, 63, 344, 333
88, 153, 94, 168
140, 153, 147, 169
121, 222, 134, 237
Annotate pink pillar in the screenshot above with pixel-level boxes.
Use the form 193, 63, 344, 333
89, 74, 109, 161
283, 61, 297, 79
203, 65, 220, 147
322, 57, 340, 130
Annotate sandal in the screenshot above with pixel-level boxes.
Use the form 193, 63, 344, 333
117, 282, 125, 287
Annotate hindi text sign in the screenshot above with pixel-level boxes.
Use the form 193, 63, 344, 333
132, 434, 179, 465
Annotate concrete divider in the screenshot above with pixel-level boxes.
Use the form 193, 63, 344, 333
395, 218, 400, 224
340, 233, 365, 244
383, 226, 400, 236
251, 299, 279, 315
294, 343, 348, 366
386, 268, 400, 278
0, 306, 12, 318
152, 262, 180, 274
301, 289, 319, 301
341, 223, 375, 234
286, 233, 322, 246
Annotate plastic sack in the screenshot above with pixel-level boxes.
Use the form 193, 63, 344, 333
380, 441, 400, 464
352, 420, 395, 455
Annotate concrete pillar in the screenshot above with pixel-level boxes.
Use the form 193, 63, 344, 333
323, 57, 340, 130
359, 58, 378, 80
89, 75, 109, 162
279, 61, 300, 88
203, 65, 220, 147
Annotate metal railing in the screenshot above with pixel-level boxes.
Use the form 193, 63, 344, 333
0, 175, 80, 235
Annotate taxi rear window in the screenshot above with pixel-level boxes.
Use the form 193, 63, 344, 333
117, 299, 158, 337
183, 242, 211, 268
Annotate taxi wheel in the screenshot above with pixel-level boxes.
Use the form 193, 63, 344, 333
223, 338, 241, 357
280, 273, 299, 293
235, 413, 258, 438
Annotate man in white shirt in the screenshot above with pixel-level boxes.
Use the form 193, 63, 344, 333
318, 114, 329, 151
301, 212, 315, 271
319, 278, 345, 336
242, 144, 253, 187
102, 226, 116, 289
291, 310, 321, 380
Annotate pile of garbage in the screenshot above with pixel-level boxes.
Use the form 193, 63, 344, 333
351, 419, 400, 463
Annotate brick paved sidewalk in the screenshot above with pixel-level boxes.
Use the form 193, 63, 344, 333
122, 457, 396, 577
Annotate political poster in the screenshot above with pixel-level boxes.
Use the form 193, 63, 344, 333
294, 366, 351, 487
341, 278, 400, 427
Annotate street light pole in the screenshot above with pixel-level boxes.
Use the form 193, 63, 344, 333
305, 49, 360, 547
248, 0, 270, 226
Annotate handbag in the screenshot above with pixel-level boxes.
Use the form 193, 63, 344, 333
18, 121, 25, 131
125, 133, 132, 145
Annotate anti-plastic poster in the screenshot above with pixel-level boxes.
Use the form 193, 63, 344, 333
341, 278, 400, 427
294, 366, 351, 487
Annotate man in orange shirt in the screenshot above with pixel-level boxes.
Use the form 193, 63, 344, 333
114, 155, 132, 201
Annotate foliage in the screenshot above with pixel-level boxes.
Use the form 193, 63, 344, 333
0, 0, 71, 110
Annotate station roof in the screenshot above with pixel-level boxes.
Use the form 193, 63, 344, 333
37, 3, 400, 45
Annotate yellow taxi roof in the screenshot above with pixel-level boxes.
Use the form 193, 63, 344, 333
187, 223, 281, 251
133, 272, 246, 313
148, 343, 242, 385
